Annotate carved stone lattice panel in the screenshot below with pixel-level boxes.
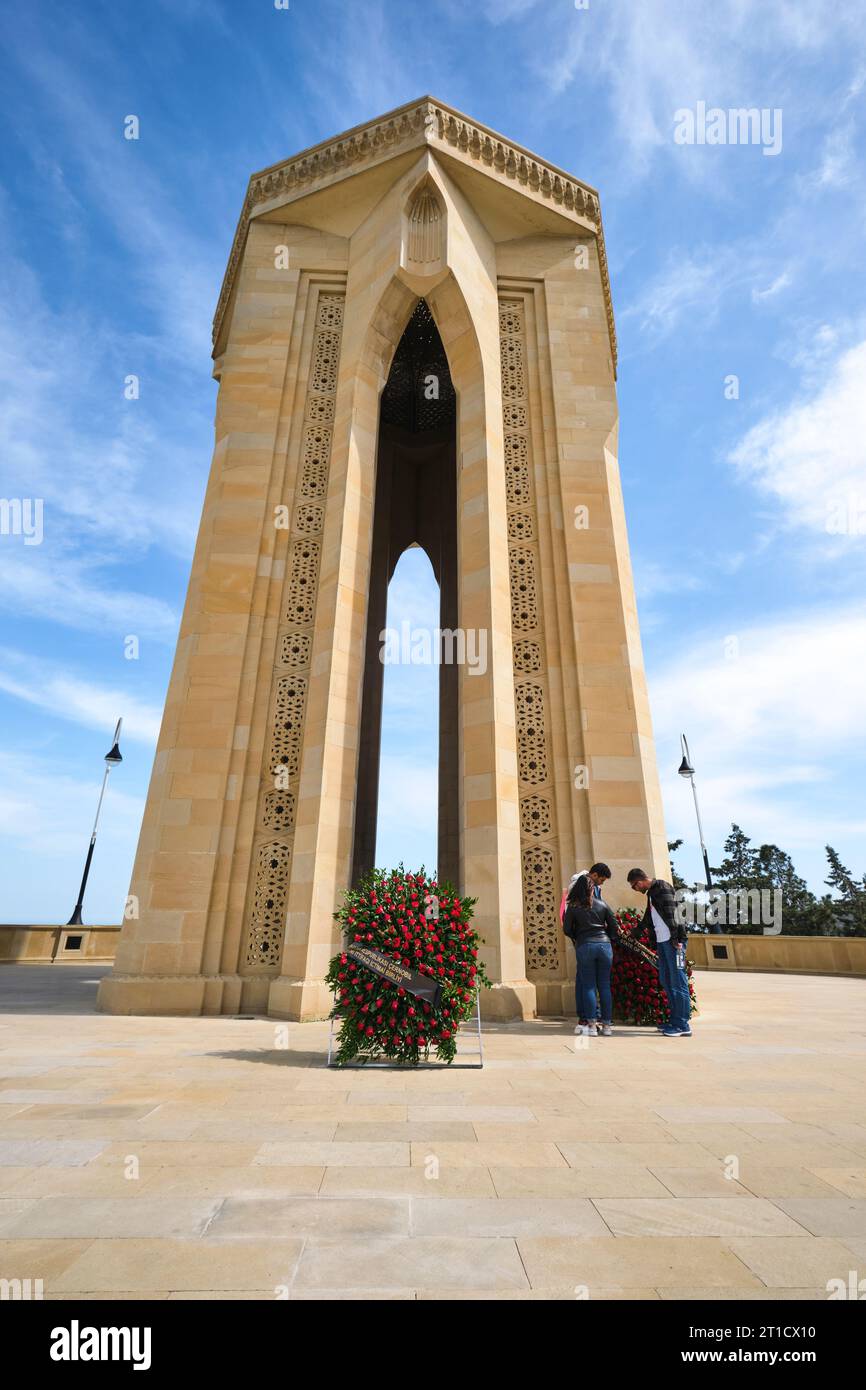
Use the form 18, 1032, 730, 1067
279, 631, 312, 667
516, 681, 548, 786
498, 305, 524, 337
285, 539, 321, 626
242, 288, 345, 974
513, 640, 542, 674
261, 788, 296, 833
316, 294, 344, 330
521, 846, 560, 973
509, 547, 538, 632
521, 795, 551, 838
503, 401, 527, 431
507, 511, 534, 543
500, 333, 526, 399
295, 503, 324, 534
504, 434, 531, 508
267, 675, 308, 778
306, 395, 335, 425
246, 841, 291, 967
299, 425, 332, 497
500, 294, 561, 979
310, 331, 341, 392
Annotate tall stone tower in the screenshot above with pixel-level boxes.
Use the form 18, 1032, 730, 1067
98, 98, 668, 1022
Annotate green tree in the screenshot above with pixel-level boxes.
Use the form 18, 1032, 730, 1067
667, 839, 687, 892
754, 842, 829, 935
825, 847, 866, 936
710, 824, 760, 930
712, 824, 759, 890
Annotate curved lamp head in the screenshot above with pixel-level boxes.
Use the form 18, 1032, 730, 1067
104, 717, 123, 766
678, 732, 694, 778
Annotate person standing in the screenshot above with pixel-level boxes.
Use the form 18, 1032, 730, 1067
564, 871, 618, 1037
561, 864, 611, 1031
626, 868, 692, 1037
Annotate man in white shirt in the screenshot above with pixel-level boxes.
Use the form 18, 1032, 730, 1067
627, 868, 692, 1037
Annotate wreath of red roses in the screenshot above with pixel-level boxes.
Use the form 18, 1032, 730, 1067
325, 866, 489, 1066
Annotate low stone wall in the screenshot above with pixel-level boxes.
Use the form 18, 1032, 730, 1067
0, 925, 121, 964
687, 932, 866, 977
4, 926, 865, 980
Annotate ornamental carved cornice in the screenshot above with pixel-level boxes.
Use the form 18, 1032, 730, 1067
213, 97, 617, 372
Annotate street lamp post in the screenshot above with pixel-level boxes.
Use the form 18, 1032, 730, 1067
677, 732, 721, 933
67, 719, 123, 927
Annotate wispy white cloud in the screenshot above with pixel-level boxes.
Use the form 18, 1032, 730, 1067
752, 272, 791, 303
620, 242, 793, 342
0, 648, 163, 744
729, 338, 866, 538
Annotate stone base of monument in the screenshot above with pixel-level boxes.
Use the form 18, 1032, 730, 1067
477, 980, 537, 1021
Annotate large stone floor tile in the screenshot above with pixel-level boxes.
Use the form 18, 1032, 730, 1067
410, 1141, 567, 1168
2, 1194, 222, 1239
593, 1197, 810, 1238
809, 1167, 866, 1197
293, 1236, 529, 1291
320, 1166, 496, 1198
0, 1199, 37, 1235
254, 1142, 409, 1167
690, 1140, 863, 1166
557, 1141, 720, 1169
517, 1236, 763, 1289
654, 1106, 788, 1124
727, 1236, 858, 1288
0, 1140, 107, 1167
137, 1166, 325, 1196
407, 1105, 536, 1123
471, 1121, 622, 1143
410, 1196, 610, 1237
92, 1141, 260, 1168
0, 1168, 31, 1192
489, 1166, 671, 1199
648, 1168, 754, 1198
51, 1238, 305, 1293
187, 1121, 338, 1143
771, 1197, 866, 1238
0, 1237, 95, 1283
209, 1194, 409, 1239
333, 1122, 477, 1142
736, 1165, 852, 1198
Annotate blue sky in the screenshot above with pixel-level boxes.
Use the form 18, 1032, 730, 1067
1, 0, 864, 922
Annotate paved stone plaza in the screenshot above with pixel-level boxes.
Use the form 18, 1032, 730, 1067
1, 966, 865, 1300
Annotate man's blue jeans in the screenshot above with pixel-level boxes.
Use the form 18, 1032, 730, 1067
576, 939, 613, 1026
656, 938, 691, 1031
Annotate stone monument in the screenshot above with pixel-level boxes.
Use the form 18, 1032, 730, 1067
98, 98, 668, 1022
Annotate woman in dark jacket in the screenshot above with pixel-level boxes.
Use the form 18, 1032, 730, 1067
563, 881, 619, 1037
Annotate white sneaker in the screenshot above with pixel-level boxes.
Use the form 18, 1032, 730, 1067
580, 1023, 598, 1037
600, 1024, 613, 1037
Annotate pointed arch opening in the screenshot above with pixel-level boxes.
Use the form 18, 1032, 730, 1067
351, 299, 459, 887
